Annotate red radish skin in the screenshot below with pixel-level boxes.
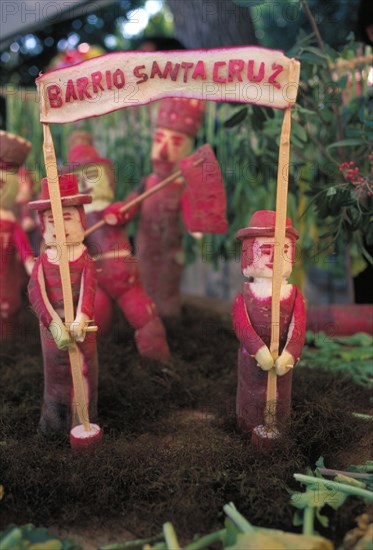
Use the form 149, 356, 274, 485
233, 211, 306, 441
70, 423, 103, 450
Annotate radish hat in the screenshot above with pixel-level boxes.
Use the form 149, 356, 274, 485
65, 143, 113, 170
156, 97, 206, 137
29, 174, 92, 211
0, 130, 31, 168
236, 210, 299, 240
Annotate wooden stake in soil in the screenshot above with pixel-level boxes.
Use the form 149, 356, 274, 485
267, 107, 292, 426
42, 123, 98, 440
253, 107, 292, 442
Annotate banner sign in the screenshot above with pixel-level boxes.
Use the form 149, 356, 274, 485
36, 46, 301, 124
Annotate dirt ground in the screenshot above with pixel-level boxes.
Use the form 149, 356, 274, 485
1, 297, 372, 548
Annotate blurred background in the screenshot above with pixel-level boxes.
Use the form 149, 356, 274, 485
1, 0, 372, 305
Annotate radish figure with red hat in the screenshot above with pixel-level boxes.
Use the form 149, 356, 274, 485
65, 131, 170, 360
105, 97, 207, 318
28, 174, 100, 438
137, 98, 206, 317
0, 131, 35, 340
233, 210, 306, 438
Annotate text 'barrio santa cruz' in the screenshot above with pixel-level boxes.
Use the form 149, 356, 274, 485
37, 47, 301, 123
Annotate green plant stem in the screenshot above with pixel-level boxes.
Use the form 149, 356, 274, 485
303, 506, 315, 536
223, 503, 255, 532
353, 412, 373, 421
298, 92, 341, 169
99, 533, 164, 550
183, 529, 226, 550
318, 468, 372, 480
294, 474, 373, 501
300, 0, 326, 53
163, 522, 180, 550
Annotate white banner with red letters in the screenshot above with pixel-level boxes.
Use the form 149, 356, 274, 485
36, 46, 301, 124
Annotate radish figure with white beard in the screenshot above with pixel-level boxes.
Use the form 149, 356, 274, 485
232, 210, 306, 435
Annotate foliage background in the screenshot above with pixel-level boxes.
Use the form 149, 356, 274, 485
1, 0, 372, 295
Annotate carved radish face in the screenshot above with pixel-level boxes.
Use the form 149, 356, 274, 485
242, 236, 294, 280
0, 170, 19, 211
43, 207, 85, 246
151, 128, 193, 175
75, 163, 113, 206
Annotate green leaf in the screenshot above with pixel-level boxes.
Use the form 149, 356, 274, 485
292, 510, 304, 527
334, 474, 368, 489
299, 52, 327, 66
327, 138, 366, 149
290, 485, 348, 510
320, 108, 333, 122
301, 332, 373, 387
0, 526, 23, 550
224, 108, 248, 128
223, 518, 239, 547
326, 187, 337, 196
348, 461, 373, 474
334, 333, 373, 347
226, 529, 333, 549
292, 122, 308, 143
302, 46, 329, 59
0, 525, 78, 550
24, 524, 50, 543
315, 509, 329, 528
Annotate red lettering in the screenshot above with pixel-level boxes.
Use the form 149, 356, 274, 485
162, 61, 181, 81
228, 59, 244, 82
65, 79, 77, 102
113, 68, 125, 89
181, 62, 194, 83
268, 63, 283, 89
134, 64, 148, 84
150, 61, 181, 81
150, 61, 163, 79
91, 71, 104, 92
213, 61, 227, 84
247, 60, 265, 82
192, 60, 207, 80
47, 84, 62, 108
76, 77, 92, 100
105, 70, 112, 89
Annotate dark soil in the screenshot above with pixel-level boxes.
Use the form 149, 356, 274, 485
1, 302, 372, 547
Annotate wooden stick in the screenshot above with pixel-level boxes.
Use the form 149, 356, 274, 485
84, 157, 205, 238
264, 107, 292, 429
65, 324, 98, 333
42, 123, 91, 432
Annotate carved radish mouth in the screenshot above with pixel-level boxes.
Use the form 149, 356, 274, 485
266, 263, 273, 269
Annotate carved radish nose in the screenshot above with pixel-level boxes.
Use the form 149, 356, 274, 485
159, 142, 169, 160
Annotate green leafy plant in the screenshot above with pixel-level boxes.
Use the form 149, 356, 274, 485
316, 457, 373, 491
0, 524, 78, 550
290, 458, 373, 536
224, 1, 373, 287
99, 503, 332, 550
299, 331, 373, 387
